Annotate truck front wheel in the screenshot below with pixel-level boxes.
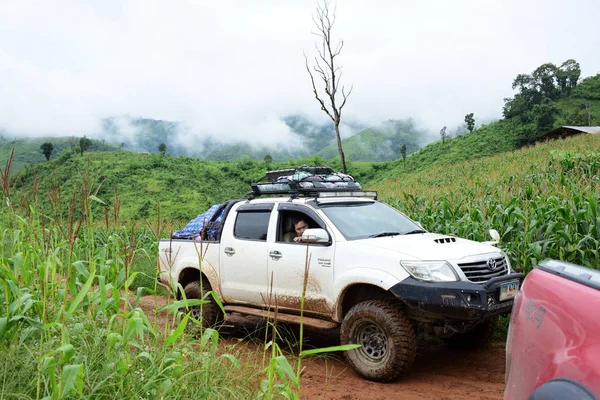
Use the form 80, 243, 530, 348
183, 280, 223, 330
340, 300, 417, 382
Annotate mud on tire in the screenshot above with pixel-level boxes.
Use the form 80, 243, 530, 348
340, 300, 417, 382
444, 316, 498, 349
183, 280, 223, 330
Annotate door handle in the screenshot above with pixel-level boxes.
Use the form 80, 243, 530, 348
269, 250, 283, 260
224, 247, 235, 256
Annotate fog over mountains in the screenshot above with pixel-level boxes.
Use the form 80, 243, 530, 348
0, 112, 446, 163
95, 114, 437, 161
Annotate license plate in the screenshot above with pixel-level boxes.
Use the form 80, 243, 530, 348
499, 280, 519, 302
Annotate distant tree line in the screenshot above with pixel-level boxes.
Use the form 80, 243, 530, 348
39, 136, 120, 162
504, 60, 581, 120
501, 59, 594, 143
428, 60, 590, 153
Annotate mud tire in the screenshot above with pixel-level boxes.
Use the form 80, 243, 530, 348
183, 280, 223, 330
444, 316, 498, 349
340, 300, 417, 382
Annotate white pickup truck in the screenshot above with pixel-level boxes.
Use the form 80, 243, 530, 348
158, 186, 523, 382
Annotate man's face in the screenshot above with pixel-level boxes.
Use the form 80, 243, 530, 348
294, 220, 308, 237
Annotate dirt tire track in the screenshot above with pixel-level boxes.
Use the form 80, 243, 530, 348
136, 294, 506, 399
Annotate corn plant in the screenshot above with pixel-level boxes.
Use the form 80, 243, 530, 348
0, 161, 254, 399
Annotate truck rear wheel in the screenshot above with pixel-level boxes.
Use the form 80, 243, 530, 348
183, 280, 223, 330
444, 316, 498, 349
340, 300, 417, 382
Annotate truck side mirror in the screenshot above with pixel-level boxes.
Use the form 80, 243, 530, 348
301, 228, 330, 243
489, 229, 500, 242
482, 229, 500, 245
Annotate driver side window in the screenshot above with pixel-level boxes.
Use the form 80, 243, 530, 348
277, 211, 317, 243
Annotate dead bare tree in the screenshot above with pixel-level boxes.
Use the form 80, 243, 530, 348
305, 1, 353, 174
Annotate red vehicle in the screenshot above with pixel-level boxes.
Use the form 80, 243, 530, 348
504, 260, 600, 400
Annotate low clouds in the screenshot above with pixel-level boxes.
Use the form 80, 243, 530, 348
1, 0, 599, 149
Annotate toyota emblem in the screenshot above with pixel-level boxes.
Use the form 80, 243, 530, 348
487, 258, 497, 271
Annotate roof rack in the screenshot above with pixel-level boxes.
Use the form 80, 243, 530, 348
248, 181, 377, 200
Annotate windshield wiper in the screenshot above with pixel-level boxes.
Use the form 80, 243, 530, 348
369, 232, 402, 238
403, 229, 427, 235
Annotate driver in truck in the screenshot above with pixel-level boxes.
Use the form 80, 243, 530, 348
292, 218, 309, 242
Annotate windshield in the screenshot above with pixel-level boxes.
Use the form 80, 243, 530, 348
319, 201, 424, 240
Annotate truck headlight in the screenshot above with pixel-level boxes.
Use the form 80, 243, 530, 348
400, 260, 458, 282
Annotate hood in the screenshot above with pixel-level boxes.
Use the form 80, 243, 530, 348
353, 232, 500, 261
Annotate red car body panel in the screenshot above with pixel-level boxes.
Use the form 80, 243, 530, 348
504, 266, 600, 399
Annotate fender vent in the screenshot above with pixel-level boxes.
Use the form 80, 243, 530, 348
434, 237, 456, 244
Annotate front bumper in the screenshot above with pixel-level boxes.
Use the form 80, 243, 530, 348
389, 272, 524, 321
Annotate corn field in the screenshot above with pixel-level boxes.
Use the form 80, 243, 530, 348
376, 134, 600, 274
2, 134, 598, 398
0, 151, 352, 400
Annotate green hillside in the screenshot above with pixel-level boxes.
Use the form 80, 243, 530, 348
375, 118, 519, 176
12, 151, 267, 221
317, 119, 428, 161
10, 151, 378, 222
377, 69, 600, 177
0, 136, 119, 173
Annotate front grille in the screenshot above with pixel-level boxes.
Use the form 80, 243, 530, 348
458, 256, 508, 283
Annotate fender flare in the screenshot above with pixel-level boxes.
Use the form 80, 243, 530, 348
333, 268, 404, 321
171, 257, 222, 300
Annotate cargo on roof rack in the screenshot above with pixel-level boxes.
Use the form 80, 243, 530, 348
251, 165, 373, 199
248, 181, 377, 199
265, 166, 334, 181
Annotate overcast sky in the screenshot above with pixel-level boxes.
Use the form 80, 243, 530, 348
1, 0, 599, 146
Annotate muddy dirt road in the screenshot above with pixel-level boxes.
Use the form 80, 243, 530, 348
298, 342, 506, 400
137, 295, 506, 400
